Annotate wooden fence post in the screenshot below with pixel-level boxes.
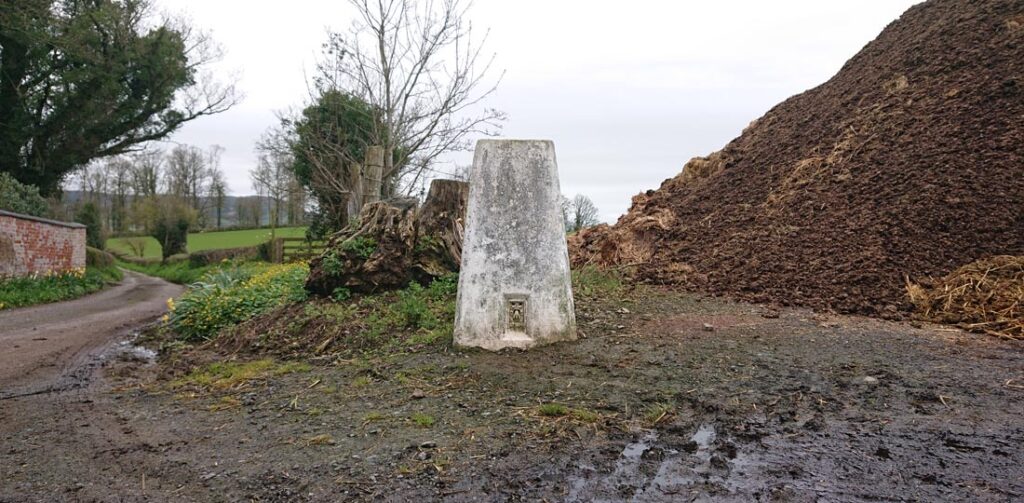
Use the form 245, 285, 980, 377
273, 238, 284, 263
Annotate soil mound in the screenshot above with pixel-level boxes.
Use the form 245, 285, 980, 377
907, 255, 1023, 339
572, 0, 1024, 316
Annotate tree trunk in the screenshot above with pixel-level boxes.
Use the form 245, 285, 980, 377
306, 178, 468, 295
363, 146, 384, 206
411, 179, 468, 284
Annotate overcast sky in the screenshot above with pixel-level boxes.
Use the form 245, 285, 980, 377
155, 0, 920, 223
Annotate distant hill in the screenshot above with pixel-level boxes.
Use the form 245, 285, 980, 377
59, 191, 286, 230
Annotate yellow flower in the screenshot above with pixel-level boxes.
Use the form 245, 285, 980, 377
166, 298, 176, 311
161, 314, 170, 323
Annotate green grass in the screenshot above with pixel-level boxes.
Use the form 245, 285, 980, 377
118, 260, 219, 284
0, 265, 122, 310
172, 358, 312, 390
106, 226, 308, 258
410, 413, 436, 427
572, 265, 626, 299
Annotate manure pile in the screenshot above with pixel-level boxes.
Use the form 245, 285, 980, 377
572, 0, 1024, 317
907, 255, 1023, 339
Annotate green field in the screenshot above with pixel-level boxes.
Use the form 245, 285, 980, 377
106, 227, 308, 258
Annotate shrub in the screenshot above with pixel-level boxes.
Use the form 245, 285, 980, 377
0, 172, 47, 217
169, 262, 310, 341
153, 215, 189, 261
76, 202, 105, 249
86, 247, 115, 268
147, 197, 195, 261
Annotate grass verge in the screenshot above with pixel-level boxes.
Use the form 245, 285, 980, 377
0, 266, 122, 310
118, 260, 219, 284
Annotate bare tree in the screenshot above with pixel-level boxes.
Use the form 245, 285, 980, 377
127, 150, 164, 233
251, 148, 294, 238
208, 164, 229, 229
563, 194, 601, 233
165, 144, 206, 207
317, 0, 505, 196
236, 197, 262, 228
286, 176, 307, 226
105, 157, 132, 233
129, 150, 163, 198
165, 144, 224, 228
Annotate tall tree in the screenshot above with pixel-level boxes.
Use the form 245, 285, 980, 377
104, 156, 132, 233
208, 163, 228, 229
250, 148, 294, 239
317, 0, 504, 197
0, 0, 238, 195
129, 150, 163, 198
164, 144, 211, 226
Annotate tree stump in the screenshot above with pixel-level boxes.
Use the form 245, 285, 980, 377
306, 179, 469, 295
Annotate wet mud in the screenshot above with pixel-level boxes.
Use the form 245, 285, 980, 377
1, 289, 1021, 502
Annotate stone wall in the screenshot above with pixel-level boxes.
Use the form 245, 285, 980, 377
0, 210, 86, 277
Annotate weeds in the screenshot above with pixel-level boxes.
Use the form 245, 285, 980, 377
0, 265, 121, 310
642, 403, 673, 426
538, 403, 569, 417
169, 262, 309, 341
363, 412, 386, 423
572, 265, 626, 299
411, 413, 436, 427
173, 359, 311, 390
341, 237, 378, 259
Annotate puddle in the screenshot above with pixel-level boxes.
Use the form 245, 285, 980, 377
568, 424, 728, 501
691, 423, 716, 448
106, 327, 159, 364
117, 343, 158, 362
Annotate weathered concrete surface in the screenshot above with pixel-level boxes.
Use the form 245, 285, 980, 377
454, 139, 576, 350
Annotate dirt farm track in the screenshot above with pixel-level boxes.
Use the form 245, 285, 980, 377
1, 284, 1021, 502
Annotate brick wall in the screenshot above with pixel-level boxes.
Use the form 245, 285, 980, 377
0, 210, 86, 277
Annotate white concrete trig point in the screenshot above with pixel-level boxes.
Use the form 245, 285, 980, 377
454, 139, 577, 350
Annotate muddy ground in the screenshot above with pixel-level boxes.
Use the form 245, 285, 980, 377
1, 288, 1022, 502
0, 271, 183, 399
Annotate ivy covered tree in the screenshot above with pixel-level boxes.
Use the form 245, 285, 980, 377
0, 0, 238, 196
147, 196, 194, 261
285, 90, 377, 232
